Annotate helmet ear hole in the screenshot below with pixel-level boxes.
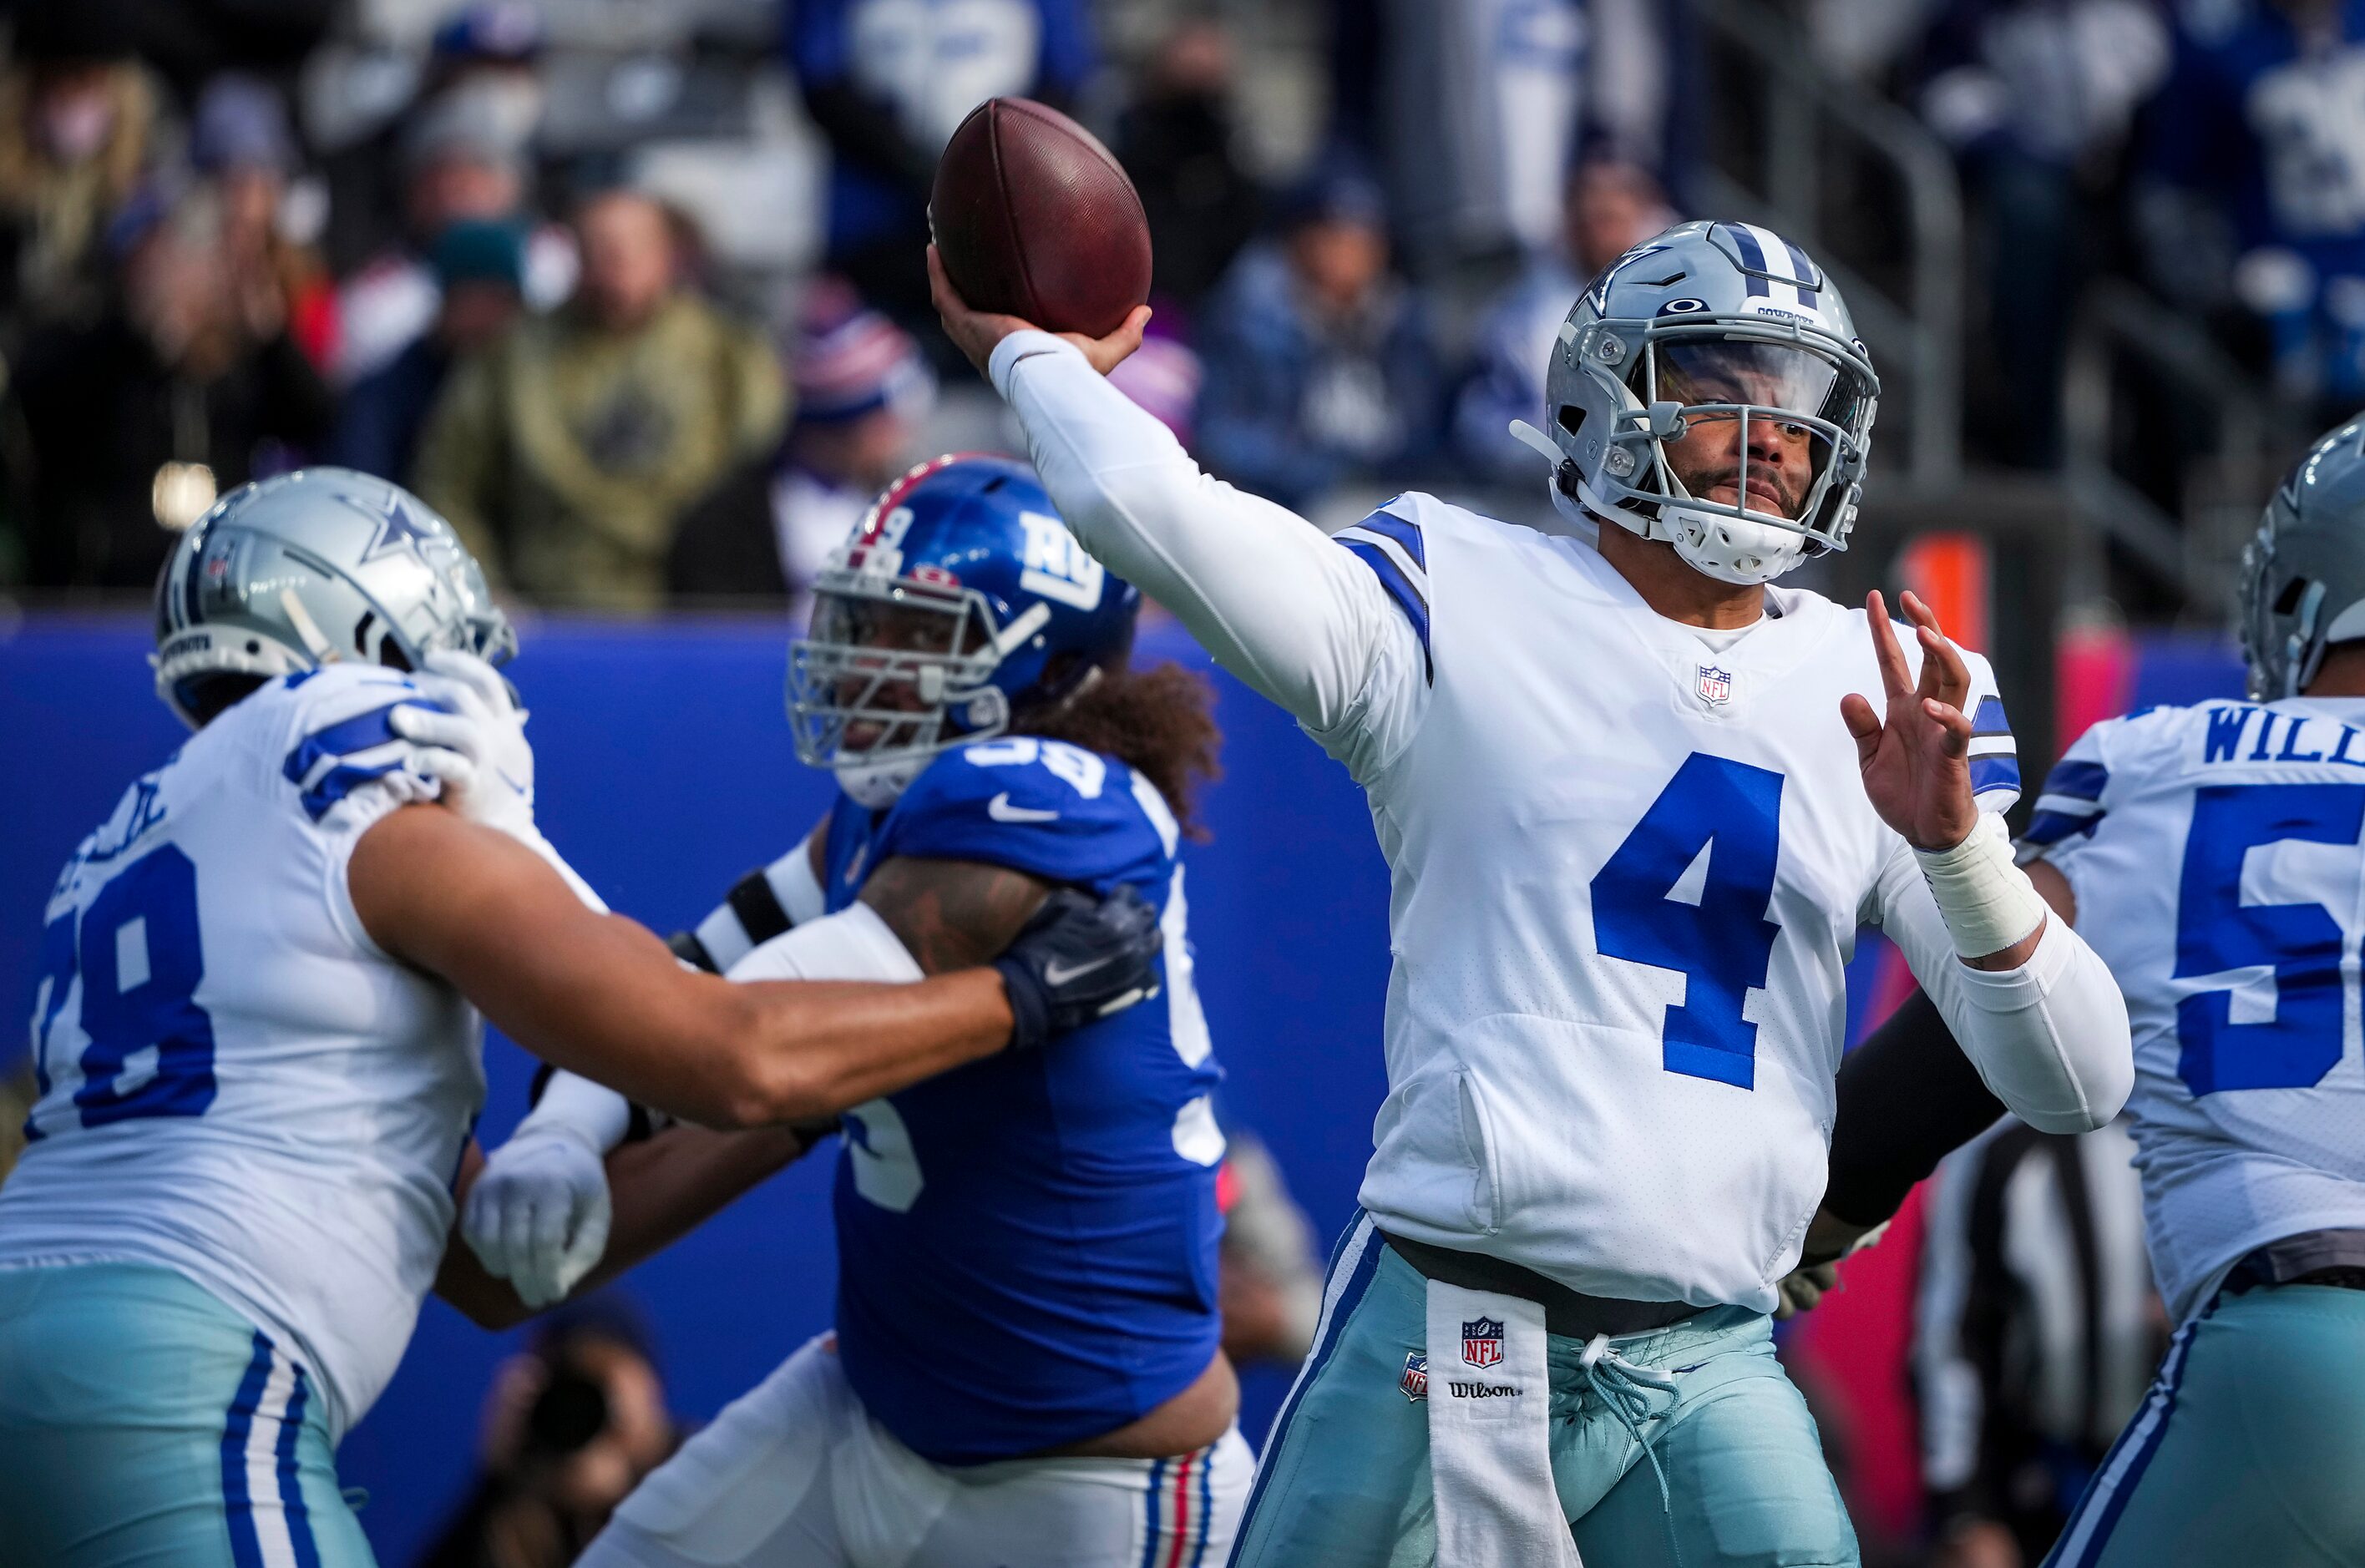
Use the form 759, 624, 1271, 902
1557, 404, 1587, 439
2275, 577, 2310, 615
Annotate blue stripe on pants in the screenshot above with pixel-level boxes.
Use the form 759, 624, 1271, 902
1141, 1457, 1168, 1568
1228, 1216, 1384, 1563
2050, 1314, 2203, 1567
221, 1334, 275, 1568
1192, 1444, 1213, 1567
279, 1365, 322, 1568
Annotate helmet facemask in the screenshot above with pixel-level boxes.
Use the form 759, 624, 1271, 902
787, 565, 1016, 807
1569, 315, 1876, 585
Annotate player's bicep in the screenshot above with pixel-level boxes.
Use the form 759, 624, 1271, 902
857, 856, 1052, 975
2024, 857, 2077, 924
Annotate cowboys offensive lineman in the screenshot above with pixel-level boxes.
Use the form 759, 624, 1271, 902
0, 471, 1162, 1566
932, 221, 2134, 1566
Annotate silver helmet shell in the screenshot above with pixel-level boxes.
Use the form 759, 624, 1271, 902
1537, 220, 1880, 584
2240, 419, 2365, 700
153, 468, 515, 727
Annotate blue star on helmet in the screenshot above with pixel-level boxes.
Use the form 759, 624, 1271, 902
355, 491, 439, 564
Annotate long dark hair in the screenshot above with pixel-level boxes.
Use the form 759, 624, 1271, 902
1019, 660, 1223, 839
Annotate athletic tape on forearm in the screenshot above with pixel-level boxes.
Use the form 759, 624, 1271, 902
1914, 813, 2048, 959
517, 1070, 636, 1154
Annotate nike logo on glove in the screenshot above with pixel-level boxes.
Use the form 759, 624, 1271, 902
988, 793, 1061, 823
1041, 953, 1121, 987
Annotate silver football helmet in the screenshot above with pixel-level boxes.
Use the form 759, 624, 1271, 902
153, 468, 514, 727
1520, 220, 1880, 584
2240, 419, 2365, 700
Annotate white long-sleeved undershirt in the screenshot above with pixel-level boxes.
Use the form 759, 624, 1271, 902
992, 329, 2130, 1133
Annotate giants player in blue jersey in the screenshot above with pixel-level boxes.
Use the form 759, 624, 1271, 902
0, 469, 1164, 1568
466, 455, 1248, 1566
1796, 420, 2365, 1567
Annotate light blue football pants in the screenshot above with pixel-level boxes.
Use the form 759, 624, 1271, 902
1230, 1216, 1859, 1567
0, 1261, 374, 1567
2043, 1282, 2365, 1568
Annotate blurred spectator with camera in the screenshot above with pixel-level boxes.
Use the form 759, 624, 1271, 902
327, 219, 524, 486
787, 0, 1097, 339
2138, 0, 2365, 424
669, 277, 932, 617
1917, 0, 2169, 468
0, 3, 169, 340
1455, 157, 1670, 487
418, 1299, 680, 1568
1115, 20, 1264, 316
1193, 162, 1445, 513
413, 185, 785, 611
4, 185, 333, 589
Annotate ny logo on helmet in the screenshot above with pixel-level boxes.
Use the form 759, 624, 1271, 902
1017, 511, 1106, 611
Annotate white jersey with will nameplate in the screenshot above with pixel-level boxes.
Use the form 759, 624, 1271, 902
2023, 699, 2365, 1324
0, 665, 483, 1438
1327, 493, 2019, 1313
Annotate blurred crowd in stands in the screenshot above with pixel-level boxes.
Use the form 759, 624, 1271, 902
0, 0, 2359, 621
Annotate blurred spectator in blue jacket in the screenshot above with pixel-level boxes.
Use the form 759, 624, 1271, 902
327, 220, 524, 485
1455, 159, 1669, 485
1193, 166, 1445, 513
1918, 0, 2168, 467
2140, 0, 2365, 419
788, 0, 1096, 337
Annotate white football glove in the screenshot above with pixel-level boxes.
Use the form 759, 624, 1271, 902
463, 1120, 614, 1309
390, 650, 536, 841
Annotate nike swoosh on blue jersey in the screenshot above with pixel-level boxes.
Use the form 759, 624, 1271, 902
988, 793, 1061, 824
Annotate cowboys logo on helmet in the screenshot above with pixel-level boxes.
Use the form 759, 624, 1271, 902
787, 453, 1142, 808
1523, 220, 1880, 585
153, 468, 514, 727
2241, 418, 2365, 700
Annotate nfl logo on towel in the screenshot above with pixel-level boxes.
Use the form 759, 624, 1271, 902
1461, 1318, 1504, 1368
1696, 665, 1733, 704
1400, 1350, 1429, 1402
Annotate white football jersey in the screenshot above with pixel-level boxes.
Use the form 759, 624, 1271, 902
0, 665, 483, 1438
1322, 493, 2019, 1313
2024, 698, 2365, 1325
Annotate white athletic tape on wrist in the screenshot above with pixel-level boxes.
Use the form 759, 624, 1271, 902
1915, 813, 2048, 960
518, 1071, 634, 1154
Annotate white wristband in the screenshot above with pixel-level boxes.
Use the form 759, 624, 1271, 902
1915, 814, 2048, 960
517, 1071, 634, 1154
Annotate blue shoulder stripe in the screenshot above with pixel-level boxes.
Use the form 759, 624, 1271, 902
1969, 754, 2021, 797
2039, 758, 2109, 802
1971, 695, 2011, 739
2023, 808, 2104, 847
1338, 539, 1433, 685
281, 697, 443, 822
1348, 508, 1426, 570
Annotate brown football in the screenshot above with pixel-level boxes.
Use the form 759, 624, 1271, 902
930, 97, 1152, 338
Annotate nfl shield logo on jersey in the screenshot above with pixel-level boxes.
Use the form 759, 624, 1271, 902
1400, 1350, 1429, 1402
1696, 665, 1733, 704
1461, 1318, 1504, 1368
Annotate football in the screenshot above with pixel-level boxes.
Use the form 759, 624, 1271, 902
929, 97, 1153, 339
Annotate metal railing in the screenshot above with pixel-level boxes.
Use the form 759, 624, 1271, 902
1689, 0, 1965, 493
2061, 281, 2283, 618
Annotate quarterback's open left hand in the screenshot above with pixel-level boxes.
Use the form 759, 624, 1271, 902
463, 1122, 613, 1309
1841, 589, 1979, 852
1772, 1210, 1890, 1319
392, 650, 536, 840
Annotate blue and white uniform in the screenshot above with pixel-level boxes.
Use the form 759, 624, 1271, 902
982, 328, 2131, 1567
0, 665, 478, 1566
589, 736, 1249, 1568
2023, 701, 2365, 1568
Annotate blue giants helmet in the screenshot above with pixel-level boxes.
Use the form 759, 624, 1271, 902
787, 454, 1142, 807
